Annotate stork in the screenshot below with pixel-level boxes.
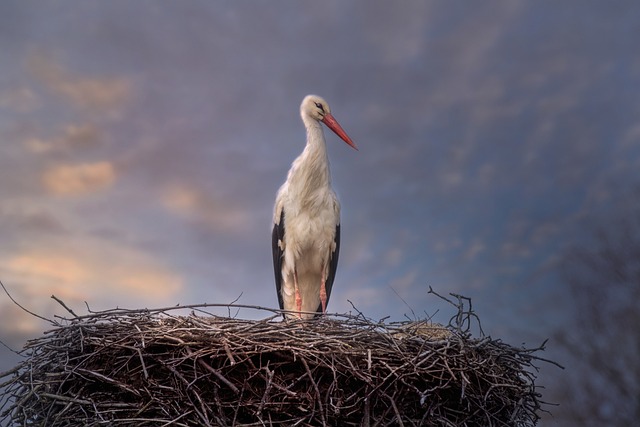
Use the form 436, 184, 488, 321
272, 95, 357, 319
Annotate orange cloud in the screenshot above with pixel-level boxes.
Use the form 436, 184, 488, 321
164, 184, 200, 212
163, 183, 250, 232
8, 254, 91, 294
27, 52, 131, 111
58, 78, 130, 111
0, 302, 46, 336
0, 247, 183, 338
42, 161, 116, 195
3, 249, 183, 304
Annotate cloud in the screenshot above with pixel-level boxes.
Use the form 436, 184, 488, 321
0, 302, 44, 337
384, 247, 403, 268
24, 123, 102, 154
389, 268, 419, 292
0, 86, 40, 113
162, 183, 251, 233
431, 235, 463, 255
621, 124, 640, 150
27, 52, 131, 112
342, 286, 384, 310
0, 206, 66, 236
3, 248, 183, 306
362, 4, 433, 64
7, 253, 91, 299
463, 239, 487, 261
42, 161, 116, 195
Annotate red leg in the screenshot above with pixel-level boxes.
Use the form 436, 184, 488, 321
319, 263, 327, 314
294, 269, 302, 318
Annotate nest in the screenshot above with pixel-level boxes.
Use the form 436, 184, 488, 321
0, 291, 555, 426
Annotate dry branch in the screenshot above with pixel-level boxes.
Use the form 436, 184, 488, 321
0, 294, 556, 426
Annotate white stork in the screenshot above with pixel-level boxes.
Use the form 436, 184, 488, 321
272, 95, 357, 319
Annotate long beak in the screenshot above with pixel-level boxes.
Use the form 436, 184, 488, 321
322, 113, 358, 151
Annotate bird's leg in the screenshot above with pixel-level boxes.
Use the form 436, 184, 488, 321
294, 269, 302, 319
319, 263, 327, 314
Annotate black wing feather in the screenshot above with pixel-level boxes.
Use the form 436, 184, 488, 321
316, 223, 340, 315
272, 209, 286, 311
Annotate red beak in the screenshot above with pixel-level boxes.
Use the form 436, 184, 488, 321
322, 113, 358, 151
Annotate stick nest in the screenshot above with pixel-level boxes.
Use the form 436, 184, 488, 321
1, 292, 554, 426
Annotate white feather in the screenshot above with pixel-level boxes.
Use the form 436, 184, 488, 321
274, 95, 342, 319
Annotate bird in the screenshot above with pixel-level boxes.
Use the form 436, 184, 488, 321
272, 95, 357, 319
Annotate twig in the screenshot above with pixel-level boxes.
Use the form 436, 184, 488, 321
389, 285, 417, 321
301, 356, 326, 427
0, 290, 559, 426
186, 347, 239, 394
51, 294, 79, 318
0, 279, 55, 325
428, 286, 485, 336
257, 366, 274, 415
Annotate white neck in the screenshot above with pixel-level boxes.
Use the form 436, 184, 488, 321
289, 119, 331, 195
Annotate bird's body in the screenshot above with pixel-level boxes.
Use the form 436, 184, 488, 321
272, 95, 356, 319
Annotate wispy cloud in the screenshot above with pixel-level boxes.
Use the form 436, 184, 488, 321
27, 52, 131, 112
3, 247, 183, 304
361, 3, 433, 64
0, 301, 47, 339
0, 246, 183, 341
0, 86, 40, 113
162, 183, 251, 233
0, 206, 66, 236
42, 161, 116, 195
24, 123, 102, 154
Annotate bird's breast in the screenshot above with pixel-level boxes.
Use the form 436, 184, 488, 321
286, 211, 335, 249
283, 203, 338, 270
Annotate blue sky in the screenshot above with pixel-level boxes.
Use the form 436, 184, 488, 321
1, 1, 639, 422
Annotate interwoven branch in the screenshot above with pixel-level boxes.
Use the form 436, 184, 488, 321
0, 297, 556, 426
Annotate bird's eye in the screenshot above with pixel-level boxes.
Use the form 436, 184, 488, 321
314, 102, 325, 113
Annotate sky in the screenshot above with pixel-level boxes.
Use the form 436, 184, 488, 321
1, 1, 639, 424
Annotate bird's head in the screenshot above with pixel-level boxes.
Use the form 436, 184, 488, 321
301, 95, 358, 150
301, 95, 331, 122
